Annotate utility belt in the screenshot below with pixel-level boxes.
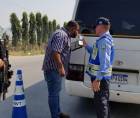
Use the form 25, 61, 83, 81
86, 63, 112, 77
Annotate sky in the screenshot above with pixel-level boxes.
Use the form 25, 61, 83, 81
0, 0, 76, 28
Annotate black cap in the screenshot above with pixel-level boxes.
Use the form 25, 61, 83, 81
94, 17, 110, 28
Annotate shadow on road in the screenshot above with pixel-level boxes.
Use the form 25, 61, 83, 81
0, 80, 140, 118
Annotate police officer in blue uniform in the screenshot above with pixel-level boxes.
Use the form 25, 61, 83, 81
84, 17, 115, 118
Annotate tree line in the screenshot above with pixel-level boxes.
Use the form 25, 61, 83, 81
10, 12, 61, 51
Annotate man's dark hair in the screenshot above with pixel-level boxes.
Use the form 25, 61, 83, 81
66, 20, 79, 29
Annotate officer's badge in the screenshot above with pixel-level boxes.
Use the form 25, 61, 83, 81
92, 43, 98, 60
99, 21, 103, 25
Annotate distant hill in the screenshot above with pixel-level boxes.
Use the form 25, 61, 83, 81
0, 26, 12, 40
5, 28, 12, 40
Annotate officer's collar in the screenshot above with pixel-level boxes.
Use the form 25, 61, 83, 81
100, 31, 110, 37
97, 31, 110, 41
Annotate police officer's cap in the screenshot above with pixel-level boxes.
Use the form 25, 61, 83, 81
95, 17, 110, 27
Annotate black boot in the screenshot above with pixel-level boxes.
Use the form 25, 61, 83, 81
59, 113, 70, 118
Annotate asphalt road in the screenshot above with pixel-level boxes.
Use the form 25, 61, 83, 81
0, 55, 140, 118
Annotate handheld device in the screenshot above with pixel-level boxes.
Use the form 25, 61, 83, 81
78, 35, 84, 46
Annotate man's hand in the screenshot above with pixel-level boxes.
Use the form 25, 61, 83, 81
53, 52, 66, 77
58, 66, 66, 77
91, 80, 101, 92
0, 59, 4, 69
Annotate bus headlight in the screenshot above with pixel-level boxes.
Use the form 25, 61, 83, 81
66, 64, 85, 81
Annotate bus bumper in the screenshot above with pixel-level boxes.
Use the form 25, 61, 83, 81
65, 80, 140, 104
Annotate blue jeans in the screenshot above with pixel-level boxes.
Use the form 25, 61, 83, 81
44, 70, 62, 118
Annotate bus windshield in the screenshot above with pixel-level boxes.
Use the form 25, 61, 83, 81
75, 0, 140, 36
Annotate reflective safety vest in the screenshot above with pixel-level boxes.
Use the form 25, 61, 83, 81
86, 63, 112, 77
86, 34, 114, 79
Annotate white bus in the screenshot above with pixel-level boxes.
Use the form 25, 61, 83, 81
65, 0, 140, 104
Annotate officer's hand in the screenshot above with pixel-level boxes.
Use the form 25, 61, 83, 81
58, 66, 66, 77
0, 59, 4, 69
83, 39, 87, 47
91, 80, 100, 92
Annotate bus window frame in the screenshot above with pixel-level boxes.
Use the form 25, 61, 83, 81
82, 33, 140, 39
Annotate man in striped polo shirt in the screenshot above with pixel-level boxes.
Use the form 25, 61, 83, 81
42, 21, 79, 118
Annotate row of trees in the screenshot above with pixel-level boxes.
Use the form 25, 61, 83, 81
10, 12, 61, 50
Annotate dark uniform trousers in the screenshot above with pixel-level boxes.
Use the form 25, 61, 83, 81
94, 79, 110, 118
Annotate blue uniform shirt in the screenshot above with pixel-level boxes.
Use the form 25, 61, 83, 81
85, 31, 115, 81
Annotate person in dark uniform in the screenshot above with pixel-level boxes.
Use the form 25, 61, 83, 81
0, 38, 13, 101
0, 40, 5, 68
0, 40, 6, 99
84, 17, 115, 118
0, 55, 4, 68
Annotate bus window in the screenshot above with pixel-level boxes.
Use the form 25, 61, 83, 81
75, 0, 140, 36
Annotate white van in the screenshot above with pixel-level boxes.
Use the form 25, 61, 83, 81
65, 0, 140, 104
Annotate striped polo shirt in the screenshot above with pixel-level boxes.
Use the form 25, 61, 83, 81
42, 27, 71, 71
